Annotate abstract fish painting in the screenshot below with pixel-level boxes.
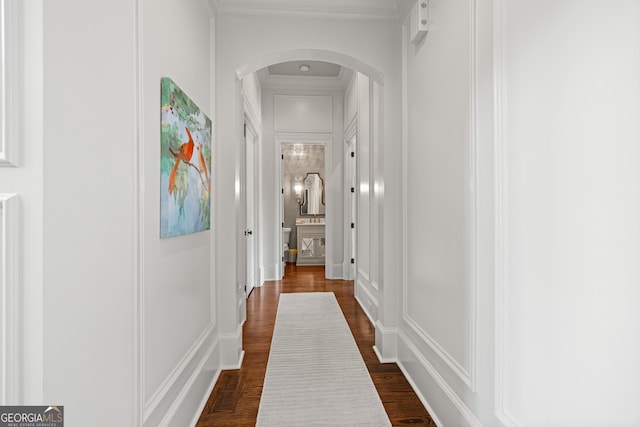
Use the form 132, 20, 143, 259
160, 77, 212, 238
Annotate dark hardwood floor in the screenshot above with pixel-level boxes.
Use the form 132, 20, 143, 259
196, 264, 436, 426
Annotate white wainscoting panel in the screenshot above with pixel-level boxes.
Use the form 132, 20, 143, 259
355, 270, 378, 326
143, 324, 219, 427
494, 1, 640, 425
0, 0, 21, 167
400, 0, 480, 422
401, 0, 478, 392
0, 193, 19, 404
398, 330, 482, 427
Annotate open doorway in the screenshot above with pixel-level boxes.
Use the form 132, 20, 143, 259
236, 51, 384, 313
281, 143, 328, 274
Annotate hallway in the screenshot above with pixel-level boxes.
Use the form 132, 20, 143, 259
195, 265, 435, 426
4, 1, 640, 425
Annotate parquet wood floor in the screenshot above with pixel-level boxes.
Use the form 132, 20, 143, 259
195, 264, 436, 426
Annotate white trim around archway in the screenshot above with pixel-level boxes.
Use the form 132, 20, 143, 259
235, 49, 384, 86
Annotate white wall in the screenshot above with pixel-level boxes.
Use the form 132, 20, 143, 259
38, 0, 218, 425
400, 0, 482, 424
142, 0, 218, 426
42, 1, 138, 424
498, 1, 640, 425
242, 72, 261, 118
400, 0, 640, 426
0, 0, 44, 405
216, 12, 402, 365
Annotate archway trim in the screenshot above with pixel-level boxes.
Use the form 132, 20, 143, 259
235, 48, 384, 85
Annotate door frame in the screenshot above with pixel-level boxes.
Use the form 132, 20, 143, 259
344, 118, 357, 280
275, 134, 332, 279
239, 89, 262, 305
243, 115, 259, 297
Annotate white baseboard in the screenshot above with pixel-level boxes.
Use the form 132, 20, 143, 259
354, 279, 379, 325
397, 329, 482, 427
263, 262, 278, 281
219, 324, 244, 369
325, 263, 344, 279
163, 337, 220, 427
189, 368, 221, 427
373, 320, 398, 363
144, 324, 219, 427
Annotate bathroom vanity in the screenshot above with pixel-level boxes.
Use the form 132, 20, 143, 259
296, 222, 325, 265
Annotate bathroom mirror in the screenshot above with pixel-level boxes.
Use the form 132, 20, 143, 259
300, 172, 325, 215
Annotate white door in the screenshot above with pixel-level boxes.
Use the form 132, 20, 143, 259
346, 135, 357, 280
244, 121, 258, 297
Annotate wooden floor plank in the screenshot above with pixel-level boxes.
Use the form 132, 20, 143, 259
196, 264, 436, 426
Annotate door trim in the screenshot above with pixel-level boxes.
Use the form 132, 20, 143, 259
275, 134, 332, 279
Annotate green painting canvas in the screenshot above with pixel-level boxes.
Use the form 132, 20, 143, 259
160, 77, 211, 238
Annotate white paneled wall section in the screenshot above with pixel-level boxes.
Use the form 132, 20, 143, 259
345, 72, 384, 326
399, 0, 640, 426
495, 1, 640, 425
0, 193, 19, 404
400, 0, 482, 425
141, 0, 218, 425
0, 0, 23, 405
0, 0, 21, 166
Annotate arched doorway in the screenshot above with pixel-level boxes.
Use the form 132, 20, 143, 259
235, 48, 384, 284
219, 47, 390, 369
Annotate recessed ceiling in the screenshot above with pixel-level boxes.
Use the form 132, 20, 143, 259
216, 0, 413, 20
268, 61, 342, 78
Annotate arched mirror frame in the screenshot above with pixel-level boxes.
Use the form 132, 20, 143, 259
300, 171, 325, 215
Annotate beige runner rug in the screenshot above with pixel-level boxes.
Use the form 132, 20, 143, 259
256, 292, 391, 426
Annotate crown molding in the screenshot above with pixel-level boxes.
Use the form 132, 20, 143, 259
217, 0, 399, 20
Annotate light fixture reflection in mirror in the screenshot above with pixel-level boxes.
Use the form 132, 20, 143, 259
293, 177, 303, 203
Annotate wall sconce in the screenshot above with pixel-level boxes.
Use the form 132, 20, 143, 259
293, 177, 303, 203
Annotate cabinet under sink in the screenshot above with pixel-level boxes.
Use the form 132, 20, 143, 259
296, 223, 325, 265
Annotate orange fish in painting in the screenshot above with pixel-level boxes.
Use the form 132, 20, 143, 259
168, 127, 195, 195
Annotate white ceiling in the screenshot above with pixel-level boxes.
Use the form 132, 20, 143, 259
268, 61, 342, 78
256, 64, 352, 90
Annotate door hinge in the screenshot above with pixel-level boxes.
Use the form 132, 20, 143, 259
282, 222, 284, 228
351, 258, 355, 264
281, 154, 284, 160
351, 222, 355, 229
244, 123, 247, 137
351, 151, 355, 158
351, 187, 355, 193
244, 285, 247, 292
282, 188, 284, 194
282, 256, 285, 262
